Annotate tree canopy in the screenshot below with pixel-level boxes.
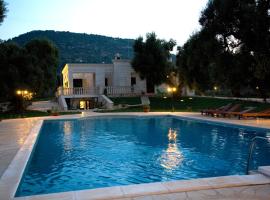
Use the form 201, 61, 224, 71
132, 32, 176, 86
0, 0, 7, 25
0, 39, 59, 101
177, 0, 270, 98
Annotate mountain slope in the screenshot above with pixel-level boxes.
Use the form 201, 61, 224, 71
10, 30, 134, 67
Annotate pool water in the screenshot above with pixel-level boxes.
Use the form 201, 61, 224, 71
16, 116, 270, 197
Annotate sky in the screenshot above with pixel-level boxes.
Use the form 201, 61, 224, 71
0, 0, 208, 47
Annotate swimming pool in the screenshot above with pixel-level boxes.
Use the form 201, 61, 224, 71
16, 116, 270, 197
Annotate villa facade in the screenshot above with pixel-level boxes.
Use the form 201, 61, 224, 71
57, 56, 150, 110
57, 55, 194, 110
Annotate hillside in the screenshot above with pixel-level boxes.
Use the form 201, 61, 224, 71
10, 30, 134, 68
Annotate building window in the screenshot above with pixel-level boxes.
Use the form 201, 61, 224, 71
73, 79, 83, 88
105, 78, 108, 86
131, 77, 136, 86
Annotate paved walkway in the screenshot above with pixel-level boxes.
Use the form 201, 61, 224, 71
0, 118, 39, 177
117, 184, 270, 200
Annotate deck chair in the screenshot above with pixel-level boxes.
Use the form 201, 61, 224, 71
201, 103, 232, 116
210, 104, 241, 117
238, 108, 270, 119
222, 107, 256, 118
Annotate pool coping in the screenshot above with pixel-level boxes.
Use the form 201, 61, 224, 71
0, 112, 270, 200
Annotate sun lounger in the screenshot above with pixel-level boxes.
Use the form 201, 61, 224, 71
222, 107, 256, 118
209, 104, 241, 117
238, 108, 270, 119
201, 103, 232, 115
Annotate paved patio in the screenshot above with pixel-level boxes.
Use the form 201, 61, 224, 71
118, 184, 270, 200
0, 112, 270, 200
0, 118, 39, 177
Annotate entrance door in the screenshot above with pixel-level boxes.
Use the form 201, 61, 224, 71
146, 79, 155, 93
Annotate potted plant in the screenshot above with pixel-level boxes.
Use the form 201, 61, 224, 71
143, 104, 150, 112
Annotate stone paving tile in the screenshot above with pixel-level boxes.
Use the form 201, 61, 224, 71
186, 189, 219, 200
121, 184, 270, 200
152, 192, 187, 200
75, 186, 124, 200
132, 196, 154, 200
0, 118, 38, 177
121, 182, 169, 198
24, 191, 75, 200
162, 179, 210, 193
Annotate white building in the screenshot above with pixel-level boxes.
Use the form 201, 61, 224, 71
57, 55, 194, 110
57, 56, 150, 110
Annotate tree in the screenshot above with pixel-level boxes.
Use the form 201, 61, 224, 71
25, 39, 59, 96
0, 39, 59, 102
0, 0, 7, 25
177, 0, 270, 98
132, 32, 176, 87
199, 0, 270, 97
176, 30, 224, 93
0, 43, 25, 100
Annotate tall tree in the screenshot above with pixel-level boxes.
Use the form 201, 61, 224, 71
25, 39, 59, 96
0, 43, 26, 100
132, 32, 176, 87
0, 39, 59, 101
0, 0, 7, 25
199, 0, 270, 97
176, 30, 223, 93
177, 0, 270, 97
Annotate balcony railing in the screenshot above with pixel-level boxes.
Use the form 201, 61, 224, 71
57, 87, 99, 96
57, 86, 144, 97
104, 86, 142, 96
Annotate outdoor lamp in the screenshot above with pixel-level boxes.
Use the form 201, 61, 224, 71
16, 90, 22, 95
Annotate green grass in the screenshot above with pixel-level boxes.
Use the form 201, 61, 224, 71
0, 110, 81, 120
110, 97, 141, 105
103, 96, 270, 112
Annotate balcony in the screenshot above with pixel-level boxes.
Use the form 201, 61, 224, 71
57, 87, 99, 96
57, 86, 144, 97
104, 86, 143, 96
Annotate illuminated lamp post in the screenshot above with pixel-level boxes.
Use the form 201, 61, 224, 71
167, 87, 177, 112
16, 89, 33, 114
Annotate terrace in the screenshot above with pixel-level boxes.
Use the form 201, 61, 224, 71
57, 86, 143, 97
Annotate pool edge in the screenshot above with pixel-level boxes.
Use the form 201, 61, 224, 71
11, 174, 270, 200
1, 112, 270, 200
0, 120, 43, 200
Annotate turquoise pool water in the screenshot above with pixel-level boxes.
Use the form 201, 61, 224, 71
16, 116, 270, 197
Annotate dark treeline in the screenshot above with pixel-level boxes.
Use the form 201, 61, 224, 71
176, 0, 270, 99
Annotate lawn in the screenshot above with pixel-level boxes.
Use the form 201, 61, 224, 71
105, 96, 270, 112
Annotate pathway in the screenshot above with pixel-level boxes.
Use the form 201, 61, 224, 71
0, 118, 39, 177
117, 184, 270, 200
